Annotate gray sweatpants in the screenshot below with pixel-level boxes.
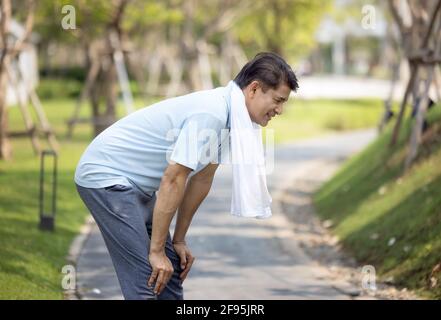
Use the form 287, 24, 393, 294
76, 182, 184, 300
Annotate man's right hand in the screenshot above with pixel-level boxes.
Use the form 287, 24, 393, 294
148, 250, 174, 295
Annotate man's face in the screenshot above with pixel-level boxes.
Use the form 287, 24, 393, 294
243, 80, 291, 127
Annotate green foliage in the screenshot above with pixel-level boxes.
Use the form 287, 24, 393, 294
32, 0, 332, 63
36, 78, 82, 99
233, 0, 331, 60
34, 0, 110, 44
314, 105, 441, 298
0, 95, 158, 299
34, 0, 185, 45
265, 98, 383, 143
0, 99, 90, 299
122, 0, 184, 38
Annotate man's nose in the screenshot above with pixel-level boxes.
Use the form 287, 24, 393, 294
275, 105, 283, 116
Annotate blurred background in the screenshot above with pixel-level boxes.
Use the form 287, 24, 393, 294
0, 0, 440, 300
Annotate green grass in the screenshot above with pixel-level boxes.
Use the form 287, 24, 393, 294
0, 94, 381, 299
266, 98, 383, 143
0, 97, 150, 299
314, 105, 441, 299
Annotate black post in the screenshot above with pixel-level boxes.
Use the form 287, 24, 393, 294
39, 150, 58, 231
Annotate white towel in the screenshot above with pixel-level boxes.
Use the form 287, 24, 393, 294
222, 80, 272, 219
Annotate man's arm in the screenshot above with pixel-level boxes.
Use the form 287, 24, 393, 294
148, 162, 191, 295
150, 162, 192, 252
173, 163, 219, 243
171, 163, 218, 282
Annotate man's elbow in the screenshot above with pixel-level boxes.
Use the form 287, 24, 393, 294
161, 162, 192, 185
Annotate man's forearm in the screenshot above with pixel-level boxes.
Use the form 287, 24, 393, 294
173, 177, 213, 242
150, 175, 188, 253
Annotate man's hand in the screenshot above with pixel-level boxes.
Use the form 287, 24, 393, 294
148, 162, 191, 295
148, 250, 174, 295
173, 241, 195, 282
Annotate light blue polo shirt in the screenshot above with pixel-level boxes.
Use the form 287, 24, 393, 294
74, 85, 232, 194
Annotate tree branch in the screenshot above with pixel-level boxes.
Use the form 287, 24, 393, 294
10, 0, 36, 59
387, 0, 408, 36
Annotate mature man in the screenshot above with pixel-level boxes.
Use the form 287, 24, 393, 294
75, 52, 298, 300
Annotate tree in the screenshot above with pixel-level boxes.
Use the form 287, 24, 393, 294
386, 0, 441, 170
65, 0, 133, 137
0, 0, 36, 160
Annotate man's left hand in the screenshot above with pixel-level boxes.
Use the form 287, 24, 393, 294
172, 241, 195, 282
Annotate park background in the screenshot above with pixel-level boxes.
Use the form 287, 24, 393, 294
0, 0, 440, 299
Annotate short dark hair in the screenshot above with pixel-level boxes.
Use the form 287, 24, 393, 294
234, 52, 299, 92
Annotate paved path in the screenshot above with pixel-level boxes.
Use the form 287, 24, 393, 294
75, 129, 376, 300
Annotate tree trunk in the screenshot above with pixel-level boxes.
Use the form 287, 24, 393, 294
389, 0, 441, 146
180, 0, 200, 91
0, 55, 12, 160
0, 0, 35, 159
0, 0, 12, 160
90, 66, 104, 137
104, 61, 118, 125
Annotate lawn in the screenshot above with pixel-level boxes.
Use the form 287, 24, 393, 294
314, 104, 441, 299
0, 90, 383, 299
0, 97, 148, 299
265, 98, 383, 143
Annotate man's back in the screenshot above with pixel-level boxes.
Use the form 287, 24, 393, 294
75, 86, 231, 194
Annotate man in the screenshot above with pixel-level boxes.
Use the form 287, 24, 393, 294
75, 52, 298, 300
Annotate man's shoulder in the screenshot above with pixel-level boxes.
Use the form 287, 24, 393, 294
186, 87, 229, 123
138, 86, 229, 129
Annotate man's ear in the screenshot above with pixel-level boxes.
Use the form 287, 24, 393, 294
248, 81, 260, 98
